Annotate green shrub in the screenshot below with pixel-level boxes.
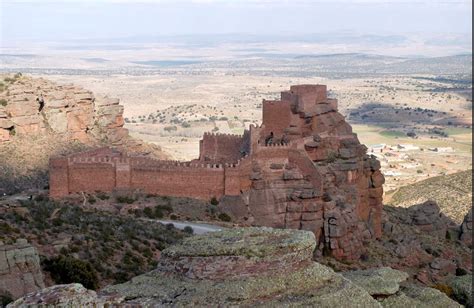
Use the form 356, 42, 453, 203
143, 207, 154, 218
207, 204, 218, 215
210, 197, 219, 205
34, 194, 49, 202
116, 196, 135, 204
164, 126, 177, 132
0, 292, 13, 306
88, 196, 96, 204
183, 226, 194, 234
0, 99, 7, 106
154, 208, 164, 219
218, 213, 231, 222
96, 192, 109, 200
43, 255, 99, 290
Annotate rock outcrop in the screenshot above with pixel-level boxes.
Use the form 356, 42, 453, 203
0, 239, 45, 300
343, 267, 409, 296
7, 283, 123, 307
459, 208, 472, 247
10, 228, 379, 306
0, 75, 167, 194
10, 227, 465, 307
0, 75, 136, 147
379, 285, 462, 308
103, 227, 380, 306
342, 267, 461, 308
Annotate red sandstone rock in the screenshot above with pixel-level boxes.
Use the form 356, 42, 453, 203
49, 85, 385, 261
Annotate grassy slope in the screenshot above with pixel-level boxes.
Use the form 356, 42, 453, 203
387, 169, 472, 223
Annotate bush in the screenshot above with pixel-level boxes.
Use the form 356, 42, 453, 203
432, 284, 453, 297
96, 192, 109, 200
154, 207, 164, 219
210, 197, 219, 205
116, 196, 135, 204
0, 99, 7, 106
0, 292, 13, 306
207, 204, 218, 215
43, 256, 99, 290
164, 126, 177, 132
143, 207, 154, 218
456, 267, 468, 276
183, 226, 194, 234
218, 213, 231, 222
34, 194, 49, 202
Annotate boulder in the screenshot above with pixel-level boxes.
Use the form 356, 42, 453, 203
7, 283, 123, 307
102, 228, 380, 306
343, 267, 409, 296
380, 285, 462, 308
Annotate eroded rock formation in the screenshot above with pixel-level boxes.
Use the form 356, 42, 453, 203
0, 76, 136, 147
459, 208, 472, 247
9, 228, 463, 307
50, 85, 384, 260
0, 239, 45, 300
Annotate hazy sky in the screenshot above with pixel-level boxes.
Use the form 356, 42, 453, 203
1, 0, 472, 43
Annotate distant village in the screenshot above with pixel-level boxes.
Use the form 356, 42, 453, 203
368, 143, 456, 190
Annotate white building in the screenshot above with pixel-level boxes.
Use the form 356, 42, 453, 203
397, 144, 420, 151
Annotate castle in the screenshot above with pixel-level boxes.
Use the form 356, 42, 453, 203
49, 85, 384, 260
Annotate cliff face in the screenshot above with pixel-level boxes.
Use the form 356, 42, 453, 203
0, 239, 45, 300
1, 75, 136, 147
0, 74, 167, 193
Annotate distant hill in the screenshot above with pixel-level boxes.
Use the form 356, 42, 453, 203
387, 170, 472, 223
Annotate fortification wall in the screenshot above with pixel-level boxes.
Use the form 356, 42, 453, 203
130, 160, 226, 200
49, 152, 247, 200
285, 84, 328, 114
261, 100, 292, 140
199, 132, 243, 164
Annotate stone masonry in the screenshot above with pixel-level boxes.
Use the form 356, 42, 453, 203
49, 85, 385, 260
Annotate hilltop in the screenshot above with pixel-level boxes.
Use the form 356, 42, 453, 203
387, 170, 472, 223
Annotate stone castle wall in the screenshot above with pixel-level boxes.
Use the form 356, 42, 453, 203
49, 84, 385, 261
50, 148, 248, 200
198, 132, 244, 164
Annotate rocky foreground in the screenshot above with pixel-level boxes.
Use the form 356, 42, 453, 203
9, 228, 471, 307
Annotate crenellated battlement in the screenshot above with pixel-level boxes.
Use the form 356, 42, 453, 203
202, 132, 243, 139
259, 142, 291, 148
